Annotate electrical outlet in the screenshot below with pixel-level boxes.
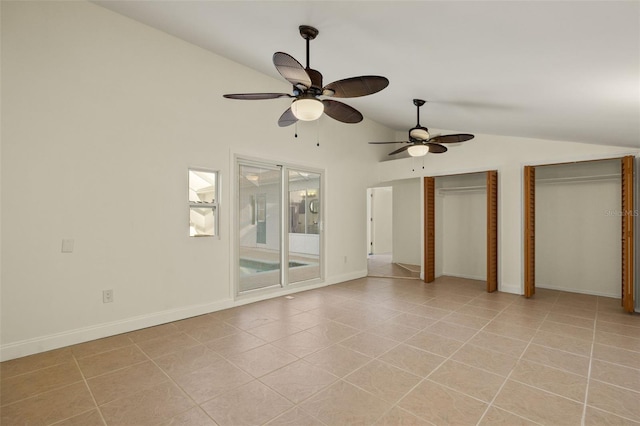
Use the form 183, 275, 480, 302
103, 289, 113, 303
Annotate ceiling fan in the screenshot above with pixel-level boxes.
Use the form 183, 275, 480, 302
369, 99, 474, 157
223, 25, 389, 126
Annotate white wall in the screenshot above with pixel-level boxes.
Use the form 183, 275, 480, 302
377, 132, 638, 295
442, 191, 487, 280
371, 187, 392, 254
391, 179, 421, 265
436, 173, 487, 280
0, 1, 395, 360
536, 161, 622, 297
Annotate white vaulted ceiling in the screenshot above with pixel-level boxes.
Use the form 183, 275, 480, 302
93, 1, 640, 148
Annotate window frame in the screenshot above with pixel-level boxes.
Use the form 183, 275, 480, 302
188, 167, 220, 238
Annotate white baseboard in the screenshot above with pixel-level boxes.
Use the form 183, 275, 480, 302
536, 283, 619, 298
325, 270, 368, 285
0, 299, 233, 361
439, 274, 522, 295
442, 272, 486, 281
499, 282, 522, 295
0, 271, 368, 362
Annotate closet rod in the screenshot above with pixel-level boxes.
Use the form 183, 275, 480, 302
536, 174, 619, 185
438, 185, 486, 193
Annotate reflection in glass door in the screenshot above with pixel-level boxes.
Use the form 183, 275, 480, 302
288, 170, 321, 283
238, 163, 281, 293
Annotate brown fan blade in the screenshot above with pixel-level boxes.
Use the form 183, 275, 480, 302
430, 133, 474, 143
273, 52, 312, 89
426, 143, 448, 153
322, 100, 363, 123
323, 76, 389, 98
388, 145, 410, 156
278, 108, 297, 127
368, 141, 409, 144
223, 93, 292, 100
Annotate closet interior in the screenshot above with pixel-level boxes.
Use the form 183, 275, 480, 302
534, 159, 622, 298
424, 171, 498, 292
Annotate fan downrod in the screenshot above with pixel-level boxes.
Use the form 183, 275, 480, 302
299, 25, 319, 40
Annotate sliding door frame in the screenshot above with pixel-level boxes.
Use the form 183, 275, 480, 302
234, 156, 325, 298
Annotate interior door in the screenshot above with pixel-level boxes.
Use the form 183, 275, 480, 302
424, 177, 435, 283
487, 170, 498, 292
371, 187, 393, 254
524, 166, 536, 297
622, 156, 635, 312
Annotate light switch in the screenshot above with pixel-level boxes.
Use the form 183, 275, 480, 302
61, 239, 74, 253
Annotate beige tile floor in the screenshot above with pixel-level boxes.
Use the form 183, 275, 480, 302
367, 254, 420, 279
2, 276, 640, 425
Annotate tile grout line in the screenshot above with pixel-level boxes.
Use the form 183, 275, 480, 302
475, 293, 556, 425
581, 296, 599, 426
69, 353, 108, 426
307, 292, 490, 425
134, 340, 222, 425
160, 314, 338, 423
375, 294, 518, 425
0, 348, 129, 409
258, 296, 404, 423
4, 280, 637, 425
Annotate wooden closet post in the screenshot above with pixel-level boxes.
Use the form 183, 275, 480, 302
424, 177, 435, 283
622, 156, 635, 312
524, 166, 536, 298
487, 171, 498, 292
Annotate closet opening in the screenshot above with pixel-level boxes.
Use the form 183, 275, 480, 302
523, 156, 635, 312
424, 171, 498, 292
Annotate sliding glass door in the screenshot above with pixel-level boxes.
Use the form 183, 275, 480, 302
237, 159, 322, 295
238, 163, 282, 293
288, 169, 321, 283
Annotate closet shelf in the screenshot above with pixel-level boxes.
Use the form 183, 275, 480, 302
536, 174, 619, 185
437, 185, 486, 194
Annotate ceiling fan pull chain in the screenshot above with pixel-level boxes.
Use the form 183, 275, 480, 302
316, 118, 320, 147
294, 121, 298, 138
422, 156, 425, 170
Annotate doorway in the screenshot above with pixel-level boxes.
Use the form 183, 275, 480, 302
367, 183, 421, 279
368, 187, 392, 256
424, 171, 499, 292
524, 156, 635, 312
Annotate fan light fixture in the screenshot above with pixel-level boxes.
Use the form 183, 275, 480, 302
291, 98, 324, 121
223, 26, 389, 126
408, 145, 429, 157
409, 126, 430, 141
368, 99, 474, 157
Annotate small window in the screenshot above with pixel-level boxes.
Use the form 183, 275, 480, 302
189, 168, 219, 237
